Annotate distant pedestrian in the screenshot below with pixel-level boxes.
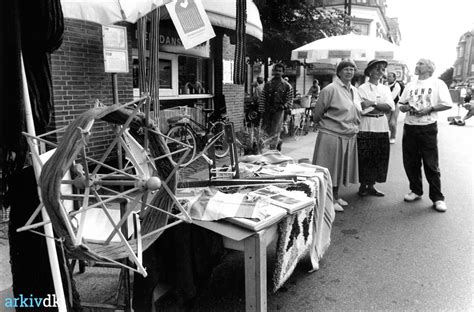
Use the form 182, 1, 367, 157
385, 71, 403, 143
307, 79, 320, 106
258, 63, 293, 150
357, 59, 394, 197
311, 59, 362, 212
252, 76, 264, 105
398, 58, 452, 212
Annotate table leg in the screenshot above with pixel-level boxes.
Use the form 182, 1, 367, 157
244, 231, 267, 312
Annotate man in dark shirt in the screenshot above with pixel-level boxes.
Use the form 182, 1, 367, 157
258, 63, 293, 150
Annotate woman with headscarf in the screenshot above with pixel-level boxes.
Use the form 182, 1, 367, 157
312, 59, 362, 212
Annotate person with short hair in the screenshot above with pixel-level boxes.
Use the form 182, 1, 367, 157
398, 58, 452, 212
258, 63, 293, 150
385, 71, 403, 143
311, 59, 362, 212
307, 79, 320, 106
357, 59, 395, 197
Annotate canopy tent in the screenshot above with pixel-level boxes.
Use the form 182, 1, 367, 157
202, 0, 263, 40
61, 0, 263, 40
291, 34, 406, 73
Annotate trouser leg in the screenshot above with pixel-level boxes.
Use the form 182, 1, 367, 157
418, 123, 444, 202
267, 110, 284, 150
402, 124, 423, 196
389, 105, 400, 139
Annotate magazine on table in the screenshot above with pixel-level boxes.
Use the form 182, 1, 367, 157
176, 187, 287, 231
225, 204, 287, 232
248, 185, 315, 214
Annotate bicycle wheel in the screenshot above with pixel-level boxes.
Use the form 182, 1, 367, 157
166, 125, 197, 167
209, 121, 230, 158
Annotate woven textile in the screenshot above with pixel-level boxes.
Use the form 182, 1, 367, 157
272, 166, 335, 291
233, 0, 246, 84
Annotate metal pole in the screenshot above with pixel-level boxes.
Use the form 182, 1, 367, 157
303, 59, 307, 94
112, 73, 119, 104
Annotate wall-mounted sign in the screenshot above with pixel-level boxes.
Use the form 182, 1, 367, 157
375, 51, 394, 60
328, 50, 351, 59
159, 28, 210, 57
102, 25, 129, 73
297, 51, 308, 59
166, 0, 215, 50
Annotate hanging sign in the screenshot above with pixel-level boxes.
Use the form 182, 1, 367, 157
166, 0, 215, 50
102, 25, 129, 73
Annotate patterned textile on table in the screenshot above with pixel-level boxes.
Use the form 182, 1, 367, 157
239, 150, 294, 165
272, 165, 335, 291
357, 131, 390, 183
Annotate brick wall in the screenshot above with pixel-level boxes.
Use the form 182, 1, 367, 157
50, 19, 134, 159
223, 84, 245, 132
221, 35, 244, 132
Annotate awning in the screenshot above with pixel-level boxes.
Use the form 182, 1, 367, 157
291, 34, 406, 66
203, 0, 263, 41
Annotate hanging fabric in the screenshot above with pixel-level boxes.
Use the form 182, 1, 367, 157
233, 0, 247, 85
137, 16, 148, 96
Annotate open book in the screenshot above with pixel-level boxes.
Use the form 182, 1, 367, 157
248, 185, 315, 214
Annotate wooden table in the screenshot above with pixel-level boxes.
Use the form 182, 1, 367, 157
193, 219, 279, 312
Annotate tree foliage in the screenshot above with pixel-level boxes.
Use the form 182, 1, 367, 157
247, 0, 352, 64
438, 67, 454, 87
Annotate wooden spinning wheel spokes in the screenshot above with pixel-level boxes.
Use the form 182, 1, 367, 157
17, 96, 193, 276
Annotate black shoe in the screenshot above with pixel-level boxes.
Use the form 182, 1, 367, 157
276, 140, 282, 151
366, 186, 385, 197
358, 185, 368, 196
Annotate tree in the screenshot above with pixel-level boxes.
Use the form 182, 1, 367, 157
438, 67, 454, 87
247, 0, 352, 65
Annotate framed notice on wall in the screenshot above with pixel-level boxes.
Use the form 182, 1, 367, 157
102, 25, 129, 73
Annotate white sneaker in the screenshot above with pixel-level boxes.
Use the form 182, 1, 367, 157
433, 200, 447, 212
336, 198, 348, 206
333, 202, 344, 212
404, 192, 422, 202
389, 138, 396, 144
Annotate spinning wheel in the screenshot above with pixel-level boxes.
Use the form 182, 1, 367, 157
18, 96, 192, 277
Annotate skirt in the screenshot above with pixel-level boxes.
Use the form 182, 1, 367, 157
312, 130, 358, 187
357, 131, 390, 184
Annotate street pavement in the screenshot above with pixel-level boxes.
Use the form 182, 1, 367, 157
1, 109, 473, 311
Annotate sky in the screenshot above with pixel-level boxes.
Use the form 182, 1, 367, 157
385, 0, 474, 77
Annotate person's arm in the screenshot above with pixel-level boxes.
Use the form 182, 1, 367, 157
258, 84, 268, 114
372, 86, 395, 113
284, 84, 293, 110
313, 89, 329, 124
415, 80, 453, 116
398, 84, 412, 113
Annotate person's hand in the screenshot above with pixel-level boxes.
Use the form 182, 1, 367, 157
414, 106, 433, 117
399, 104, 411, 113
361, 98, 376, 109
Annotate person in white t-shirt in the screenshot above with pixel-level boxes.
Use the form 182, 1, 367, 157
398, 58, 452, 212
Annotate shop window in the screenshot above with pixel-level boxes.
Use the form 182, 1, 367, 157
132, 52, 211, 98
353, 22, 370, 35
178, 55, 210, 94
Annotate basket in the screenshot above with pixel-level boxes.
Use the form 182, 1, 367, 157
300, 95, 311, 108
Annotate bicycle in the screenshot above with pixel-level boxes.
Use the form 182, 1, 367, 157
165, 106, 230, 167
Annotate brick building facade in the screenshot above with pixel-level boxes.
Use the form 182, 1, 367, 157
49, 19, 246, 159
